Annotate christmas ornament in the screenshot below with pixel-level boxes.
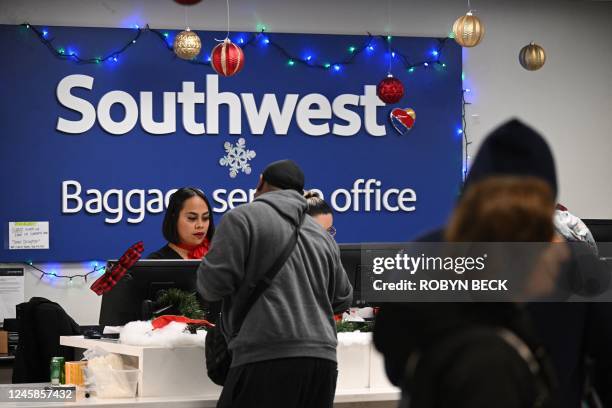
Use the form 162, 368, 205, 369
390, 108, 416, 135
173, 0, 202, 5
519, 42, 546, 71
452, 11, 485, 47
210, 38, 245, 76
377, 75, 405, 104
173, 28, 202, 60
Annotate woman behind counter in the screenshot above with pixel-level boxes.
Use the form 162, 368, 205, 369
304, 190, 336, 237
148, 187, 215, 260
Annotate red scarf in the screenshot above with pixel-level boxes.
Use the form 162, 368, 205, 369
175, 238, 210, 259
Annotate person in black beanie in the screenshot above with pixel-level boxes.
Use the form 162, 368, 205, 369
374, 119, 612, 408
258, 159, 305, 194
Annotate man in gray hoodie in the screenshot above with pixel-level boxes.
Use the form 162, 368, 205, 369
197, 159, 353, 408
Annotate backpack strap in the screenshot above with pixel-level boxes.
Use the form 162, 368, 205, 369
496, 328, 551, 408
403, 327, 552, 408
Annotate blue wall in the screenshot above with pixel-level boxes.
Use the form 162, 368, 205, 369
0, 25, 462, 261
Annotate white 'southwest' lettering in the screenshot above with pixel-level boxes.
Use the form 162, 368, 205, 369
55, 74, 387, 137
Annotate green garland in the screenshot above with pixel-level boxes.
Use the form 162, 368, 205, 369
336, 320, 374, 333
155, 288, 206, 320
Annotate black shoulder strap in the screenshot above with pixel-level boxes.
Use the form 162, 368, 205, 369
232, 200, 306, 333
403, 327, 553, 408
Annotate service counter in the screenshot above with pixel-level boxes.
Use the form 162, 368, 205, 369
0, 333, 399, 407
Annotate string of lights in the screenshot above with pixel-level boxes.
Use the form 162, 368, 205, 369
24, 261, 106, 283
461, 89, 472, 181
22, 23, 142, 64
21, 23, 451, 73
20, 22, 469, 180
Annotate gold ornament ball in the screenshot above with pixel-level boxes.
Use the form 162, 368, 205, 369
173, 28, 202, 60
452, 11, 485, 47
519, 42, 546, 71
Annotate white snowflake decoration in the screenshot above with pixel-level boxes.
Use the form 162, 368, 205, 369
219, 138, 256, 178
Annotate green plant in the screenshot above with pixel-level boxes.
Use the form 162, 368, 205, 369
336, 320, 373, 333
155, 288, 206, 320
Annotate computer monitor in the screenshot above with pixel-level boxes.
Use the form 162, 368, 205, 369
339, 244, 363, 305
339, 243, 407, 306
99, 259, 202, 326
583, 219, 612, 258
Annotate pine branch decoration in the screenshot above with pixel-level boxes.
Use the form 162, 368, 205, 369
156, 288, 206, 320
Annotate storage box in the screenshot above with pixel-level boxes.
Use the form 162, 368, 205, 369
91, 367, 140, 398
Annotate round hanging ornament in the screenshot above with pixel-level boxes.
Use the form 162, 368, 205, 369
210, 38, 245, 77
452, 11, 485, 47
173, 28, 202, 60
377, 74, 405, 104
519, 42, 546, 71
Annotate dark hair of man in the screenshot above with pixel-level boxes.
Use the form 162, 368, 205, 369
162, 187, 215, 244
304, 190, 333, 217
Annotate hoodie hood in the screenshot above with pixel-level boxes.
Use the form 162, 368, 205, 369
254, 189, 308, 226
464, 119, 558, 198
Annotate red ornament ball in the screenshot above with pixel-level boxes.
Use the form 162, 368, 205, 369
173, 0, 202, 5
210, 39, 245, 77
377, 75, 405, 104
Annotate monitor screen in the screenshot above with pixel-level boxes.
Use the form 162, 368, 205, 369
339, 244, 364, 306
339, 243, 407, 306
99, 259, 203, 326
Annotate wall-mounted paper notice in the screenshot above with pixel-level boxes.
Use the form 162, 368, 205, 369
8, 221, 49, 249
0, 268, 24, 320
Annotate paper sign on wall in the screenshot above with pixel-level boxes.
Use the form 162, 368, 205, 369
0, 268, 24, 320
8, 222, 49, 250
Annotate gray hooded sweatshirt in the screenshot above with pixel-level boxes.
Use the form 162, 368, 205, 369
197, 189, 353, 367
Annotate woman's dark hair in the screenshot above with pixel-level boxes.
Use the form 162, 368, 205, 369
162, 187, 215, 244
446, 176, 555, 242
304, 190, 333, 217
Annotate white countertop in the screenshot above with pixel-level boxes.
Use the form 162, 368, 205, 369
0, 384, 399, 407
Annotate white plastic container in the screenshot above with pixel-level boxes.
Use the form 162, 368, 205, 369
92, 367, 140, 398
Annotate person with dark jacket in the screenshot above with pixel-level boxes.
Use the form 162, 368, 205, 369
374, 119, 612, 408
197, 159, 353, 408
387, 176, 561, 408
